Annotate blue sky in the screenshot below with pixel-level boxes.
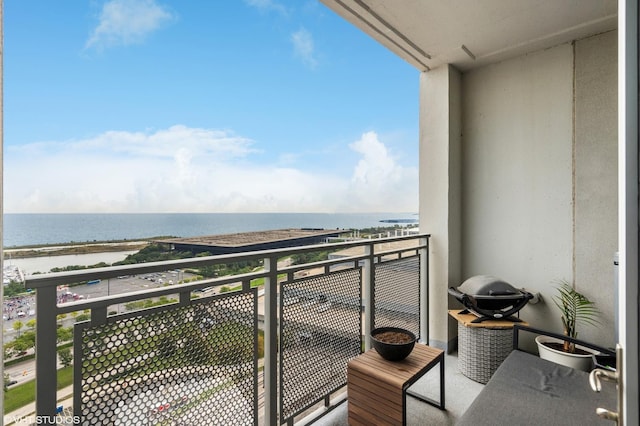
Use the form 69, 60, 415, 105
4, 0, 419, 213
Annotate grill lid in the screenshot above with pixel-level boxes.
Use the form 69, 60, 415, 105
458, 275, 519, 297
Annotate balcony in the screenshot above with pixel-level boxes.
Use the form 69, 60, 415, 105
313, 350, 484, 425
22, 233, 476, 425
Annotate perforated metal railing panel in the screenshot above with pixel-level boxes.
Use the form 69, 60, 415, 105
279, 268, 362, 423
74, 291, 258, 425
373, 255, 421, 338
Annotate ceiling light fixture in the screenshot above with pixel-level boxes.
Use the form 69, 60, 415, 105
461, 44, 476, 60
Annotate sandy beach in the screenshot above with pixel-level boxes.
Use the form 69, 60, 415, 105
4, 241, 149, 275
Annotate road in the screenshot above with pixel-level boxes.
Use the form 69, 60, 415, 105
5, 352, 64, 388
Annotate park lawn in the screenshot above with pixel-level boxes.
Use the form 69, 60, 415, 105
225, 274, 286, 292
4, 366, 73, 414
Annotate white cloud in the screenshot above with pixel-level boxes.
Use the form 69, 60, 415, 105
343, 131, 418, 211
85, 0, 174, 51
4, 127, 417, 213
244, 0, 288, 16
76, 125, 255, 159
350, 131, 396, 183
291, 28, 318, 69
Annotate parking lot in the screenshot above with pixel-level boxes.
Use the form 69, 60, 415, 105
62, 269, 195, 300
3, 269, 203, 344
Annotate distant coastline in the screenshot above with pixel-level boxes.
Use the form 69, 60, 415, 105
4, 241, 150, 259
3, 212, 419, 247
3, 221, 419, 277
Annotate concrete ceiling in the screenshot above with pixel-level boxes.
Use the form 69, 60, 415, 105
320, 0, 618, 71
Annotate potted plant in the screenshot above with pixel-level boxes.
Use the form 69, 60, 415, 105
535, 281, 601, 371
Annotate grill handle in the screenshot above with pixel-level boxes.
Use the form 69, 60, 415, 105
447, 287, 470, 304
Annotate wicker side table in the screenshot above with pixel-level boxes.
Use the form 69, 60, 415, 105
449, 310, 528, 384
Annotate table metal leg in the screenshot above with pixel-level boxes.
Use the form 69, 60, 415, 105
405, 353, 445, 410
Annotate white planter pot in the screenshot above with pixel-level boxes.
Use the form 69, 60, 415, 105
535, 335, 598, 371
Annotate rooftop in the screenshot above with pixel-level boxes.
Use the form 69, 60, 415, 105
155, 228, 344, 249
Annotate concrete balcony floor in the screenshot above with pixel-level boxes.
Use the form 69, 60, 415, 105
313, 351, 484, 426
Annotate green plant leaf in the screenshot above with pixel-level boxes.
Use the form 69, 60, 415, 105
552, 280, 600, 340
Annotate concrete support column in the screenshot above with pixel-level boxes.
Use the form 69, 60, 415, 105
418, 65, 462, 351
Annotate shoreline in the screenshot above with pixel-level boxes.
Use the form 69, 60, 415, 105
2, 224, 418, 274
6, 250, 142, 277
4, 241, 151, 259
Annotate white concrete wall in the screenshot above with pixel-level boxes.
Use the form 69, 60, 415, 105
420, 31, 618, 350
574, 30, 618, 346
461, 43, 575, 335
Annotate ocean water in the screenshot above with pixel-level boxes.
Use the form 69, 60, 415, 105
3, 213, 418, 247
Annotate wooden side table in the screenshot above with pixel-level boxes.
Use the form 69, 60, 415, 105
449, 309, 529, 383
347, 344, 445, 425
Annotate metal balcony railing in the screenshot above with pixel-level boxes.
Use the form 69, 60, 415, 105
25, 234, 430, 425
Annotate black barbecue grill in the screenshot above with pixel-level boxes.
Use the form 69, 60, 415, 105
448, 275, 533, 323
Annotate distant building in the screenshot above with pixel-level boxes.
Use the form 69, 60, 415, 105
154, 229, 347, 255
3, 264, 24, 285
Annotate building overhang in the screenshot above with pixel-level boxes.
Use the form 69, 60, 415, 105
320, 0, 617, 71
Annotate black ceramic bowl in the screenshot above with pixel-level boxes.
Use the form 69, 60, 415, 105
370, 327, 416, 361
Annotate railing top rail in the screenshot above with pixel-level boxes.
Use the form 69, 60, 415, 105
25, 233, 430, 289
